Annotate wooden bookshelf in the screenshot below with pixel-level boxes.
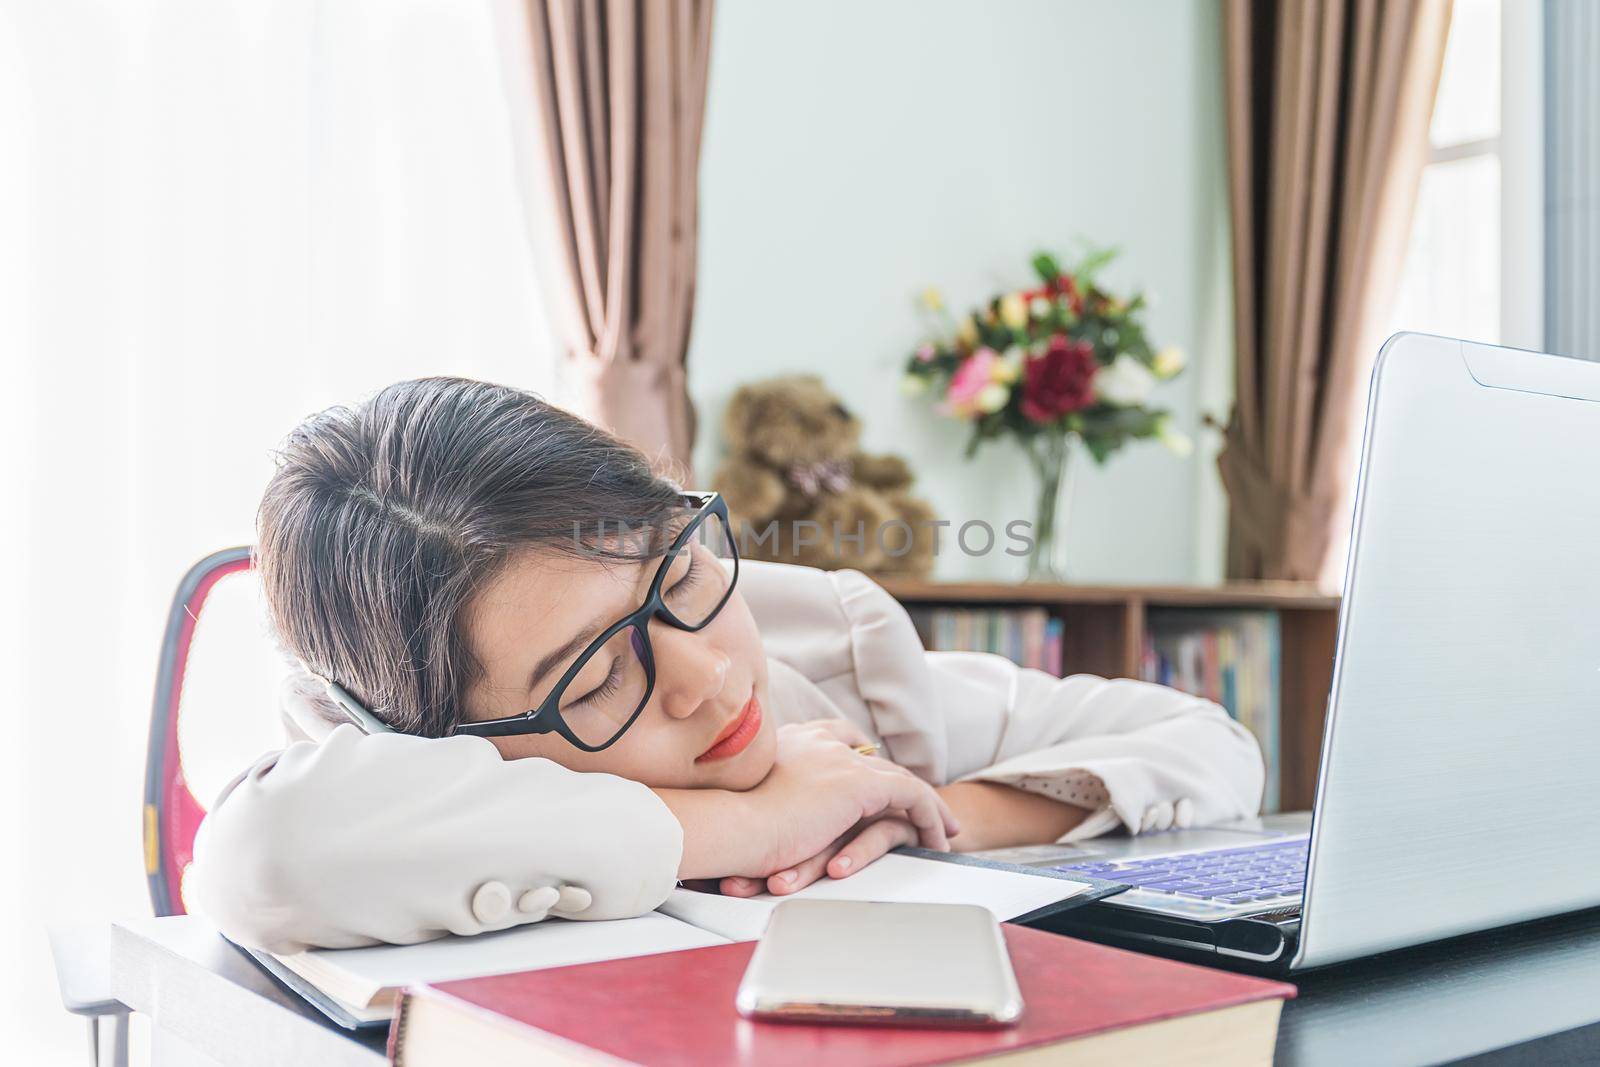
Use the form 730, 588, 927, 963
879, 579, 1341, 812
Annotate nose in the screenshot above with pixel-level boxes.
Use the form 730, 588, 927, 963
649, 621, 729, 720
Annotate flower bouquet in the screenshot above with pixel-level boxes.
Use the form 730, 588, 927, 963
902, 249, 1188, 581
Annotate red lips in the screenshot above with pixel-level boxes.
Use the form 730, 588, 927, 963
695, 694, 762, 763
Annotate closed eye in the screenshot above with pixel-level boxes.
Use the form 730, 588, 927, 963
665, 551, 701, 598
567, 656, 624, 709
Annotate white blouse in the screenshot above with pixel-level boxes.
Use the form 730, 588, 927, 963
189, 562, 1264, 953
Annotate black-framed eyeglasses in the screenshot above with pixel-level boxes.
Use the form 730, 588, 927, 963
321, 491, 740, 752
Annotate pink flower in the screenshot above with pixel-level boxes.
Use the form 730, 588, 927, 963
940, 347, 1001, 419
915, 343, 937, 362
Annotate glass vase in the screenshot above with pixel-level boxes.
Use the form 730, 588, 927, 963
1025, 433, 1074, 583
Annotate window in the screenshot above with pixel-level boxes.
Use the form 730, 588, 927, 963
1328, 0, 1506, 592
1, 4, 551, 1060
1385, 0, 1503, 345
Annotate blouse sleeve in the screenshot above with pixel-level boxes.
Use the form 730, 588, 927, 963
186, 724, 684, 954
830, 570, 1265, 842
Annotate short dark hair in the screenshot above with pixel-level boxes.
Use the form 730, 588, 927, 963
256, 377, 683, 736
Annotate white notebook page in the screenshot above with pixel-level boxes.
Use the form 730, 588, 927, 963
659, 853, 1092, 942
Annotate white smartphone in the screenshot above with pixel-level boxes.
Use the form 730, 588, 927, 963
735, 900, 1023, 1027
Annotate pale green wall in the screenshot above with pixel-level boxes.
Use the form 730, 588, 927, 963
691, 0, 1234, 582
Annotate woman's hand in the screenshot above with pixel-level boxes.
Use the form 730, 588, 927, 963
723, 776, 1099, 895
661, 720, 957, 886
750, 721, 958, 868
716, 720, 955, 896
718, 814, 922, 897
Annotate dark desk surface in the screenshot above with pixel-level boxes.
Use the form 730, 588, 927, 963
112, 908, 1600, 1067
1275, 906, 1600, 1066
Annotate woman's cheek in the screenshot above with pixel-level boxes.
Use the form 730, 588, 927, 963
600, 719, 700, 788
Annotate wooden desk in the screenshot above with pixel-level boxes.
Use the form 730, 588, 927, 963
111, 911, 1600, 1066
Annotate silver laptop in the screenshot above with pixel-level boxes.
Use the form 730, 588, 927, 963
992, 334, 1600, 973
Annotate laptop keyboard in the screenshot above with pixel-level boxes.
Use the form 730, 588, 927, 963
1054, 838, 1309, 905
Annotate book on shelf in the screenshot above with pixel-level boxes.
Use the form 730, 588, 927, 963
1142, 610, 1282, 811
388, 922, 1296, 1067
908, 606, 1064, 676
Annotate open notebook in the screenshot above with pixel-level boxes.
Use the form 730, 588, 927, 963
247, 851, 1121, 1029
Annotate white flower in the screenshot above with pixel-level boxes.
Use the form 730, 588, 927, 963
1156, 414, 1193, 456
1095, 353, 1157, 407
1153, 346, 1187, 378
999, 294, 1028, 331
956, 316, 979, 348
1029, 296, 1053, 319
900, 374, 929, 396
975, 382, 1010, 414
995, 345, 1025, 383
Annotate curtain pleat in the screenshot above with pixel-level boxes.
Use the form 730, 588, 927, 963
1219, 0, 1452, 587
492, 0, 714, 477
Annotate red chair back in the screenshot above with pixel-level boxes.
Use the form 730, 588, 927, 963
143, 547, 259, 916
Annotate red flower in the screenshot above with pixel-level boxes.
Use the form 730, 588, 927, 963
1020, 335, 1097, 424
1020, 275, 1085, 316
1053, 273, 1084, 315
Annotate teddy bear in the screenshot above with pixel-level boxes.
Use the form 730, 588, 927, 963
712, 375, 937, 578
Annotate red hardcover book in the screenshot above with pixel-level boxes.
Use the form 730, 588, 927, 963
389, 925, 1295, 1066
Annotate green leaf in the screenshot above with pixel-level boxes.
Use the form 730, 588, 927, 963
1031, 252, 1062, 284
1074, 245, 1118, 284
1082, 405, 1162, 437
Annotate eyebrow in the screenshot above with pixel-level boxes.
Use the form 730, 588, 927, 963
526, 619, 608, 699
521, 555, 670, 697
518, 539, 691, 701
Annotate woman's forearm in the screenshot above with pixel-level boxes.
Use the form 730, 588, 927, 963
654, 787, 763, 880
936, 781, 1090, 852
660, 781, 1080, 875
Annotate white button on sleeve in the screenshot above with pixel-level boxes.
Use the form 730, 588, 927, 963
1174, 798, 1194, 829
554, 885, 593, 915
471, 881, 512, 924
517, 886, 560, 916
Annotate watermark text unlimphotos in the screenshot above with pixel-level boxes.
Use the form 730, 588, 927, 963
570, 518, 1037, 560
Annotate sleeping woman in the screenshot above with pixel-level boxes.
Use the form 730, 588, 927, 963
189, 377, 1264, 954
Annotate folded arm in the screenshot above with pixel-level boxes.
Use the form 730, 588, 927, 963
929, 651, 1267, 841
189, 718, 959, 952
188, 724, 683, 954
823, 570, 1265, 847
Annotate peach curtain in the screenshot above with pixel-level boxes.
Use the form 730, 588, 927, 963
491, 0, 715, 476
1218, 0, 1452, 586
